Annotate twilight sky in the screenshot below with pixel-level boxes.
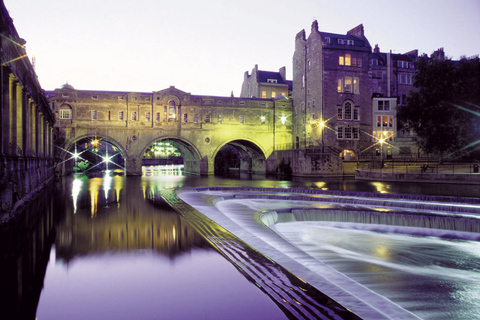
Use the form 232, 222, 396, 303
5, 0, 480, 96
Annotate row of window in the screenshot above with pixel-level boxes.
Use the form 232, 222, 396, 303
372, 130, 394, 142
337, 102, 360, 121
336, 128, 395, 141
261, 91, 287, 99
376, 115, 394, 128
398, 73, 414, 85
60, 109, 282, 125
339, 54, 362, 67
337, 126, 359, 140
337, 76, 360, 94
372, 59, 414, 68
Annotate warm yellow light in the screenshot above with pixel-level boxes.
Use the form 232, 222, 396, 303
319, 120, 325, 127
379, 138, 385, 144
281, 116, 286, 125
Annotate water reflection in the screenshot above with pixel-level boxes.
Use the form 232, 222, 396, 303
0, 183, 56, 320
2, 167, 479, 320
56, 175, 209, 262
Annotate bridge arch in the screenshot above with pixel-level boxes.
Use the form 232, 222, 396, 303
213, 139, 267, 175
60, 134, 128, 176
140, 136, 204, 175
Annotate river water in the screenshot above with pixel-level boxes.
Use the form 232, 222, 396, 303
1, 167, 479, 319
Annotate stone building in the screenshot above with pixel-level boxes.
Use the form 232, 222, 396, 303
292, 21, 373, 160
240, 65, 292, 99
371, 45, 419, 157
48, 85, 293, 176
0, 2, 55, 216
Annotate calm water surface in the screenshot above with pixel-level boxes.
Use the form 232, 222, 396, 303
1, 169, 479, 319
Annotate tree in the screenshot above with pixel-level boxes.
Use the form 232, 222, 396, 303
398, 54, 480, 160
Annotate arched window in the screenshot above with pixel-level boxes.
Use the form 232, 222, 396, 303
59, 104, 72, 119
168, 100, 176, 121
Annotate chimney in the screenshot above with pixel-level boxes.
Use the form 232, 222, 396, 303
279, 66, 286, 81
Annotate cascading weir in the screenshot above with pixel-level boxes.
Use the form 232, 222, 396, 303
151, 187, 480, 320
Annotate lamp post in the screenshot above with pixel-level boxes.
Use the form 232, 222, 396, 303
320, 119, 325, 153
379, 136, 385, 168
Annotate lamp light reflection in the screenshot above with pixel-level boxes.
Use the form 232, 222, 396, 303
72, 178, 82, 214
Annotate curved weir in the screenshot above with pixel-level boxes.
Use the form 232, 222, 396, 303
150, 187, 480, 320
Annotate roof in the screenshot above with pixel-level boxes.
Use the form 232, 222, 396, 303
257, 70, 287, 84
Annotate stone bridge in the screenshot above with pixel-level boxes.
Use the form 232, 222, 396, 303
48, 86, 293, 175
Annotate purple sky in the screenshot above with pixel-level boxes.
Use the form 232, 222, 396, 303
5, 0, 480, 96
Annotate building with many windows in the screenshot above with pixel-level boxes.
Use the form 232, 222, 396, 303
292, 21, 373, 160
240, 65, 292, 99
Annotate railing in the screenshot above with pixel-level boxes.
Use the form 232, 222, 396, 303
357, 161, 480, 174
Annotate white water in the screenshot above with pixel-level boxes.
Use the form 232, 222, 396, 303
271, 221, 480, 319
178, 188, 480, 320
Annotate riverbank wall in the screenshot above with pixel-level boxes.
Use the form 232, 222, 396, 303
355, 169, 480, 184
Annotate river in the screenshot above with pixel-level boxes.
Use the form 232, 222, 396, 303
1, 167, 479, 319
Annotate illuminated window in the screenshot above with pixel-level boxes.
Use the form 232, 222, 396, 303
281, 92, 286, 96
338, 76, 359, 93
345, 54, 351, 66
118, 111, 124, 121
91, 110, 97, 120
261, 116, 266, 124
339, 56, 344, 65
262, 91, 267, 98
271, 91, 276, 98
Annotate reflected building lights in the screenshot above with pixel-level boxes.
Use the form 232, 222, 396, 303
72, 178, 83, 214
89, 178, 102, 218
370, 182, 390, 193
103, 173, 112, 204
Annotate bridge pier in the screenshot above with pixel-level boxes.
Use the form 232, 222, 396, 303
126, 156, 143, 176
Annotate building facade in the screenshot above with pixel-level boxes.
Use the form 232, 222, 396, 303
0, 2, 55, 216
292, 21, 373, 159
240, 65, 292, 100
48, 85, 293, 176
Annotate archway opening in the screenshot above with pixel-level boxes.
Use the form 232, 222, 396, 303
65, 136, 126, 176
142, 138, 199, 175
214, 140, 266, 176
339, 149, 356, 160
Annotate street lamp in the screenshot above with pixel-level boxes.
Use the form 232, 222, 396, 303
319, 119, 325, 153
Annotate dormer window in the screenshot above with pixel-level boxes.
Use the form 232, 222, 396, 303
324, 37, 330, 43
267, 79, 278, 83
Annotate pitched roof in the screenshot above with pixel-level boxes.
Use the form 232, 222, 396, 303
257, 70, 287, 84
